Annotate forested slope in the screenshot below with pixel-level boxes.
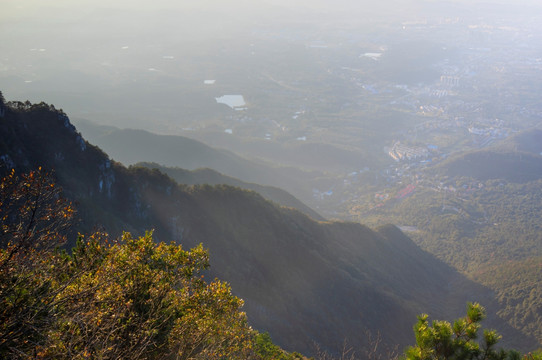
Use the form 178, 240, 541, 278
363, 143, 542, 347
0, 98, 537, 355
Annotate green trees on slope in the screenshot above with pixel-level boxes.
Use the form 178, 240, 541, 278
0, 169, 283, 359
402, 303, 541, 360
1, 228, 257, 358
2, 169, 541, 359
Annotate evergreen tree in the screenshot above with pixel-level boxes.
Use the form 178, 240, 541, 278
401, 302, 536, 360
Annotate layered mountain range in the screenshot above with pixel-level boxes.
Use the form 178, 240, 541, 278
0, 97, 537, 356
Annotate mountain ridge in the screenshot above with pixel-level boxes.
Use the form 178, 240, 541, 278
135, 162, 324, 221
73, 119, 324, 205
1, 97, 537, 355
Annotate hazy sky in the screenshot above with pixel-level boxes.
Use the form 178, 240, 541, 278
3, 0, 541, 29
2, 0, 541, 128
3, 0, 540, 18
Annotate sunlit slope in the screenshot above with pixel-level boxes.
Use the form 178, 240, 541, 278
1, 99, 537, 355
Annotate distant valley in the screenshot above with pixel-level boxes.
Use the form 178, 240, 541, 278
2, 97, 540, 356
2, 0, 542, 356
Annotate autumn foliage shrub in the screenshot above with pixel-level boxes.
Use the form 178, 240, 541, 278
0, 169, 259, 359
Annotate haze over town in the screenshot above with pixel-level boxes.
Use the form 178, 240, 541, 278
2, 0, 542, 357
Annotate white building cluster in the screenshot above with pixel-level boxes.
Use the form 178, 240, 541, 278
389, 142, 429, 162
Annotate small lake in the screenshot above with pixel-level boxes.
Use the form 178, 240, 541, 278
362, 53, 382, 60
215, 95, 246, 109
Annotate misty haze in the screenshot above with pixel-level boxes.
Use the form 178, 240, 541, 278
1, 0, 542, 358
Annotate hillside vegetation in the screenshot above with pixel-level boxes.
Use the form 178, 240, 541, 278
0, 168, 303, 359
362, 147, 542, 347
2, 169, 540, 359
135, 162, 323, 220
73, 119, 325, 207
437, 149, 542, 183
0, 97, 538, 356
